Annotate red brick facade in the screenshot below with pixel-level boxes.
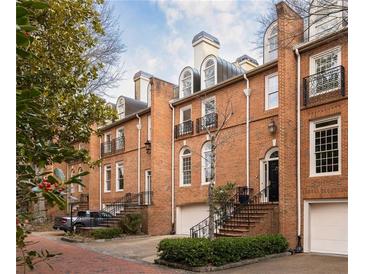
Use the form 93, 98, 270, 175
56, 2, 347, 251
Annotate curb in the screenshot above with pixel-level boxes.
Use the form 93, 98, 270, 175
155, 252, 291, 272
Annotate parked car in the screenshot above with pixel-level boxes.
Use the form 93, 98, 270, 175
53, 211, 113, 232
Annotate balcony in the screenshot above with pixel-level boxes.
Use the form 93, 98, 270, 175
196, 113, 218, 133
303, 65, 345, 107
174, 120, 194, 139
101, 136, 125, 157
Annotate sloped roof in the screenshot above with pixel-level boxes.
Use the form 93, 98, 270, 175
192, 31, 220, 46
117, 95, 148, 116
236, 54, 259, 65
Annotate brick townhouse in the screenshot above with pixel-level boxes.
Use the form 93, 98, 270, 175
59, 1, 347, 255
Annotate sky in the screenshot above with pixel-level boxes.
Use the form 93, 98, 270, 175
105, 0, 273, 102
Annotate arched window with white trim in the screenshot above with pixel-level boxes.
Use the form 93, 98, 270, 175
264, 21, 278, 63
180, 147, 192, 186
179, 69, 192, 98
201, 57, 217, 89
201, 142, 213, 184
116, 97, 125, 119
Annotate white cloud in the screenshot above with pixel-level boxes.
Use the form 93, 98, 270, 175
104, 0, 273, 102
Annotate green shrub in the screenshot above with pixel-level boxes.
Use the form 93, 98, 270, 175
120, 213, 142, 234
90, 228, 122, 239
157, 234, 288, 267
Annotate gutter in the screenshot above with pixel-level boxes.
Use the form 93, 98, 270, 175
295, 49, 303, 253
169, 103, 175, 233
99, 136, 102, 210
243, 74, 251, 190
136, 114, 142, 197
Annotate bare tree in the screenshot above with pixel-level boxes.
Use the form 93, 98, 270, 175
253, 0, 348, 55
189, 95, 237, 239
85, 0, 127, 96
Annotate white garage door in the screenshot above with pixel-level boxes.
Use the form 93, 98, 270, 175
176, 204, 209, 235
309, 202, 348, 255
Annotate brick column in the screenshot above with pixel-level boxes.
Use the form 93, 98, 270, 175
276, 1, 303, 247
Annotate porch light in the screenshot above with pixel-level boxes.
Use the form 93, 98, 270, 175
268, 120, 277, 134
145, 140, 151, 154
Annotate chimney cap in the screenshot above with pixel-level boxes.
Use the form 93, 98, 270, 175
192, 31, 220, 46
236, 54, 259, 65
133, 70, 153, 80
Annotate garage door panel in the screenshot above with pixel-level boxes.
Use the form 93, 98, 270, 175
309, 202, 347, 255
176, 204, 209, 235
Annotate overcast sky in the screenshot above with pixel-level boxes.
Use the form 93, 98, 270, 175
105, 0, 273, 102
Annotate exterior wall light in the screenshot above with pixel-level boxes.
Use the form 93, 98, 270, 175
268, 121, 277, 134
145, 140, 151, 154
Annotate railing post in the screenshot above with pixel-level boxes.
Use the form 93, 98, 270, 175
303, 78, 308, 106
341, 66, 345, 97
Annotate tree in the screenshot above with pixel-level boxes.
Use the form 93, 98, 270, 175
16, 0, 116, 271
254, 0, 348, 52
194, 96, 235, 239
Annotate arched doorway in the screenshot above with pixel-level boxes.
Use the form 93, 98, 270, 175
260, 148, 279, 203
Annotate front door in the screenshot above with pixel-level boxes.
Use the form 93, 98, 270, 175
268, 160, 279, 202
260, 148, 279, 202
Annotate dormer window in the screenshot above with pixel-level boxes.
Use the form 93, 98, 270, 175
201, 56, 217, 89
309, 0, 347, 41
264, 21, 278, 63
182, 70, 192, 97
116, 97, 125, 119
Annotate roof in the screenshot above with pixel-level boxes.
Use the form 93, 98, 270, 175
117, 95, 148, 116
215, 55, 244, 82
133, 70, 153, 80
192, 31, 220, 46
236, 54, 259, 65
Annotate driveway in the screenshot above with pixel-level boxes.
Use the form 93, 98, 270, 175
32, 231, 347, 274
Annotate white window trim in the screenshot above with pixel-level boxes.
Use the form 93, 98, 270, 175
115, 162, 124, 192
201, 142, 213, 185
179, 147, 192, 187
104, 165, 112, 192
303, 199, 347, 253
201, 96, 216, 117
200, 57, 218, 90
309, 46, 342, 75
180, 105, 192, 124
116, 97, 125, 120
179, 68, 193, 98
70, 170, 75, 193
309, 115, 341, 177
265, 72, 278, 110
264, 21, 278, 63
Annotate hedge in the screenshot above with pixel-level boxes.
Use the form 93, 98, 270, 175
90, 228, 122, 239
157, 234, 288, 267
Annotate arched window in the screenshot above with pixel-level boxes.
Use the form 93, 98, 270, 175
116, 97, 125, 119
201, 142, 213, 184
179, 68, 192, 98
203, 58, 216, 88
264, 21, 278, 63
78, 168, 83, 192
180, 147, 192, 186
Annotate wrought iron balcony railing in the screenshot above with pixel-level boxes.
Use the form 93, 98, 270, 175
174, 120, 193, 139
101, 136, 125, 156
303, 65, 345, 106
196, 113, 218, 133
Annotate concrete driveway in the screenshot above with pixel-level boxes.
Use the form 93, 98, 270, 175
35, 231, 347, 274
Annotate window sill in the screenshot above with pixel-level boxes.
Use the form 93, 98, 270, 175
179, 184, 191, 188
309, 171, 341, 177
265, 106, 278, 111
116, 189, 124, 192
104, 190, 111, 193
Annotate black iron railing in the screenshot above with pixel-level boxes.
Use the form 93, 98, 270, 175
196, 113, 218, 133
103, 191, 153, 216
190, 187, 252, 238
190, 185, 275, 238
101, 136, 125, 156
303, 65, 345, 106
174, 120, 194, 139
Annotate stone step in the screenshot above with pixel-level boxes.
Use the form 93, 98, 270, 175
218, 228, 250, 235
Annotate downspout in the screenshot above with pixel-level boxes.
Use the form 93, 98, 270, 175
169, 102, 175, 233
243, 74, 251, 190
99, 136, 102, 210
136, 114, 142, 196
295, 48, 303, 253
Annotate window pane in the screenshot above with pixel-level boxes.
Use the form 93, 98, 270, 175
182, 109, 191, 122
268, 92, 278, 108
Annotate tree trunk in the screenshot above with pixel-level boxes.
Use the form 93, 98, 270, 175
208, 137, 216, 239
